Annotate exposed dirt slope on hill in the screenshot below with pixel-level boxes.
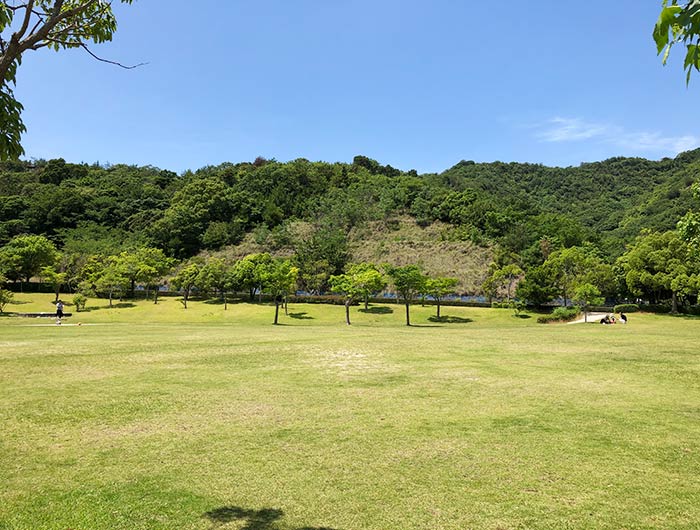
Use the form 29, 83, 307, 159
213, 217, 493, 294
348, 218, 492, 293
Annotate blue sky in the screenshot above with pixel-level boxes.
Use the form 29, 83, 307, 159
12, 1, 700, 174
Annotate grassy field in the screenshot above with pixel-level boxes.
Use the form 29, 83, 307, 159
1, 294, 699, 529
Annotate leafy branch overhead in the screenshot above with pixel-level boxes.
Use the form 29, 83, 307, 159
0, 0, 137, 160
654, 0, 700, 84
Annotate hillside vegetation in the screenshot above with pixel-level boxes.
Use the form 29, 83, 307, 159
1, 151, 699, 302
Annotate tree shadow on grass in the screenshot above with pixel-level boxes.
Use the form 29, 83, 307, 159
288, 312, 314, 320
203, 506, 336, 530
74, 306, 99, 313
428, 315, 474, 324
201, 298, 249, 306
513, 314, 532, 319
203, 298, 226, 305
72, 302, 136, 313
358, 306, 393, 314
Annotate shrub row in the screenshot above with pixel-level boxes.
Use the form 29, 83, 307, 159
537, 306, 581, 324
613, 303, 640, 313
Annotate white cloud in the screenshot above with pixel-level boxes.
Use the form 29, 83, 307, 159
536, 117, 611, 142
616, 132, 698, 154
533, 116, 699, 156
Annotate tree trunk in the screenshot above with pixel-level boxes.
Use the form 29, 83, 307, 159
130, 278, 136, 298
274, 299, 280, 324
154, 288, 159, 305
183, 290, 189, 309
109, 290, 113, 308
364, 295, 369, 310
437, 299, 441, 319
671, 291, 679, 314
345, 299, 351, 325
284, 296, 288, 315
249, 288, 255, 302
405, 301, 411, 326
224, 292, 228, 311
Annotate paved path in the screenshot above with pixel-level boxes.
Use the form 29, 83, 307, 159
568, 312, 610, 324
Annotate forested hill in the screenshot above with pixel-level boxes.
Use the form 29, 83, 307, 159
432, 150, 700, 257
1, 150, 699, 280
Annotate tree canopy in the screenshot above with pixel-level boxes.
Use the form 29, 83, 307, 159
654, 0, 700, 84
0, 233, 57, 283
0, 0, 135, 160
619, 230, 699, 313
387, 264, 427, 326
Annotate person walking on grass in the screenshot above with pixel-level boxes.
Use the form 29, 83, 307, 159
56, 300, 64, 321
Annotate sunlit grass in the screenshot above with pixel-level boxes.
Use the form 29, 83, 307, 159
1, 294, 699, 529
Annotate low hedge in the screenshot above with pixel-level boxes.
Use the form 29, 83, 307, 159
537, 306, 581, 324
644, 304, 672, 314
613, 303, 640, 313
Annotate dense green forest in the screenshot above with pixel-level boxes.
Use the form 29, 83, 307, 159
1, 150, 699, 309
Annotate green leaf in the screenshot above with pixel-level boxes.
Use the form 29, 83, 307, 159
654, 5, 683, 54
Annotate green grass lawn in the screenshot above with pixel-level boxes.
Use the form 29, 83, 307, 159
1, 294, 699, 529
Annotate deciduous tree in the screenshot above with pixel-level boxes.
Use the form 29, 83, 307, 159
40, 264, 66, 301
619, 230, 698, 313
112, 247, 174, 302
573, 283, 604, 323
515, 265, 558, 307
231, 253, 272, 302
260, 258, 298, 325
171, 260, 202, 310
197, 257, 231, 309
345, 262, 386, 310
424, 276, 458, 318
0, 0, 136, 159
386, 264, 427, 326
654, 0, 700, 84
678, 181, 700, 256
482, 264, 523, 303
134, 247, 175, 304
0, 233, 57, 285
90, 255, 128, 308
0, 270, 11, 312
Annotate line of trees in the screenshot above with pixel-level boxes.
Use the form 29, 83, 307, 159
0, 233, 464, 325
3, 226, 700, 322
3, 220, 700, 322
511, 228, 700, 314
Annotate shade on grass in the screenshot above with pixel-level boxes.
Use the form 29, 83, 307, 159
1, 295, 699, 529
